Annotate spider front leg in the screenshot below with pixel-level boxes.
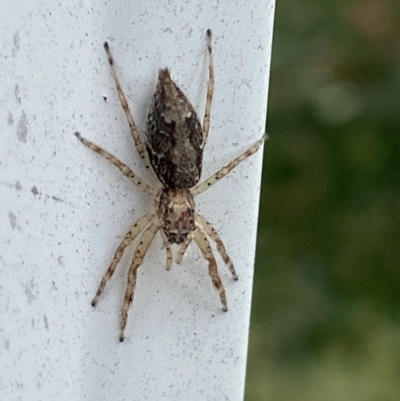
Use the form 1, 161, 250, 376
120, 221, 160, 342
160, 231, 173, 270
74, 132, 157, 197
195, 213, 238, 280
92, 207, 156, 307
194, 227, 228, 312
192, 134, 266, 196
176, 232, 194, 265
202, 29, 214, 143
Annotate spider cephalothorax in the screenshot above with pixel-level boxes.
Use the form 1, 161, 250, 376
156, 188, 195, 245
75, 29, 265, 342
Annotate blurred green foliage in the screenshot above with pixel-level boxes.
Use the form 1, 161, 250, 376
246, 0, 400, 399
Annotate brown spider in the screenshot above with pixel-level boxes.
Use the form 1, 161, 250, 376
75, 29, 265, 342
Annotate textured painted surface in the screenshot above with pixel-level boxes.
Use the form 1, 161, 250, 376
0, 1, 274, 400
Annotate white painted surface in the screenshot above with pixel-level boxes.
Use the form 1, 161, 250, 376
0, 1, 274, 400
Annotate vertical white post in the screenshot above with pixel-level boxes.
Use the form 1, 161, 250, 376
1, 1, 275, 400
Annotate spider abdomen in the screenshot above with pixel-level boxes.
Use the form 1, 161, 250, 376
145, 69, 204, 189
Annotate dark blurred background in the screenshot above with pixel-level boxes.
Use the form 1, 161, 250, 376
246, 0, 400, 399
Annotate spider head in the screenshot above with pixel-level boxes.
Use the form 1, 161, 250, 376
157, 188, 196, 244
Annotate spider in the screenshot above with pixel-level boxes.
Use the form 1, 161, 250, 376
75, 29, 265, 342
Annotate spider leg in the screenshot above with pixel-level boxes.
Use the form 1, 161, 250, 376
195, 212, 238, 280
75, 132, 157, 197
176, 232, 194, 265
160, 231, 173, 271
103, 42, 148, 166
192, 134, 266, 196
202, 29, 214, 144
120, 220, 160, 342
92, 207, 156, 307
194, 226, 228, 312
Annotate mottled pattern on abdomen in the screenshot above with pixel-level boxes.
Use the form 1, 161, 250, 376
145, 69, 204, 189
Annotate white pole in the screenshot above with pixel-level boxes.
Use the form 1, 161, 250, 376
1, 1, 275, 399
